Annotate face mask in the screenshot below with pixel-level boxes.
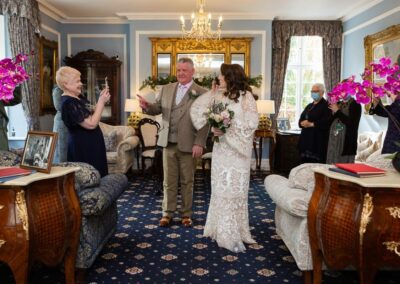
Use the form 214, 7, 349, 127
311, 92, 320, 101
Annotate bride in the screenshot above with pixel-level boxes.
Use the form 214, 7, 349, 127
191, 63, 259, 252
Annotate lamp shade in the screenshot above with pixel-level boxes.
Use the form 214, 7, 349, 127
124, 99, 140, 112
256, 100, 275, 114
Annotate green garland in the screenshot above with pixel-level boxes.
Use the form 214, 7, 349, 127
139, 74, 262, 90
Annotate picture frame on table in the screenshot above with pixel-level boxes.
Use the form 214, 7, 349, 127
20, 131, 58, 173
277, 117, 291, 131
39, 36, 58, 115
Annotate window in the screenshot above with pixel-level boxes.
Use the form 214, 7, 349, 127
0, 15, 5, 59
279, 36, 324, 128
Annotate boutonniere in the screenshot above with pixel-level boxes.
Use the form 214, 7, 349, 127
189, 89, 200, 100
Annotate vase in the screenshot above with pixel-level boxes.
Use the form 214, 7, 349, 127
392, 152, 400, 173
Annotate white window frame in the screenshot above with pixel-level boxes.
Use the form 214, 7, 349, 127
280, 36, 324, 128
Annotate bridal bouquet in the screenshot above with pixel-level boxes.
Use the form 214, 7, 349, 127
205, 101, 234, 142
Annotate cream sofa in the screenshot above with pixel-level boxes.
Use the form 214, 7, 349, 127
99, 122, 140, 174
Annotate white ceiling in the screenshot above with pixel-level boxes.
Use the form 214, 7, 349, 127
38, 0, 381, 23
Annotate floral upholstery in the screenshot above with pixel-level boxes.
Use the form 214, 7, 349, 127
0, 150, 20, 166
99, 122, 140, 174
264, 163, 328, 272
55, 160, 128, 269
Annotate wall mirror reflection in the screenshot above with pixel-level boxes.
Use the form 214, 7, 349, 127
150, 37, 252, 78
177, 53, 224, 77
364, 24, 400, 106
157, 54, 171, 78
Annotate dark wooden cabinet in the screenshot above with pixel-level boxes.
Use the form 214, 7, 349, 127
273, 131, 300, 176
309, 169, 400, 284
65, 49, 122, 125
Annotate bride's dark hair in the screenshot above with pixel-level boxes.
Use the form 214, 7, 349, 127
220, 63, 256, 102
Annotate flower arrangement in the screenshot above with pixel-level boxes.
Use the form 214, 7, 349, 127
205, 101, 234, 142
327, 56, 400, 167
327, 57, 399, 104
140, 74, 262, 90
0, 53, 30, 102
189, 89, 200, 100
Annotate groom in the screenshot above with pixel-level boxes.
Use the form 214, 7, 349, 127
138, 57, 209, 227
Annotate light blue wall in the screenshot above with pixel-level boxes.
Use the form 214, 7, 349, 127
342, 0, 400, 133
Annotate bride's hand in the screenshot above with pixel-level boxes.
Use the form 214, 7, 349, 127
211, 127, 224, 137
211, 79, 218, 95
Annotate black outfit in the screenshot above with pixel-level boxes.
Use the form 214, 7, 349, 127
298, 98, 331, 163
61, 95, 108, 177
331, 99, 362, 156
369, 98, 400, 154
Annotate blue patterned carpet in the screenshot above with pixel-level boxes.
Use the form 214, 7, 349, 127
1, 172, 399, 283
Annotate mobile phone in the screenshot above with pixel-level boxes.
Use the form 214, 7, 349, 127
104, 77, 108, 89
214, 76, 220, 85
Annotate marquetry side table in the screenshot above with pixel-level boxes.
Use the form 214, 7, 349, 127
253, 129, 276, 172
308, 168, 400, 284
0, 167, 81, 284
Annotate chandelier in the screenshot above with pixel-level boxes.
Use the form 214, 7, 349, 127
180, 0, 222, 41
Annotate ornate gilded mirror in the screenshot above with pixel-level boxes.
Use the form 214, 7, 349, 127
364, 24, 400, 107
150, 37, 252, 78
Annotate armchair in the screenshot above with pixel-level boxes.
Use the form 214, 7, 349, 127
264, 163, 331, 283
99, 122, 140, 174
0, 151, 128, 281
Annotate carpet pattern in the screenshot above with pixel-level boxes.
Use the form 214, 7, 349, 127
1, 172, 399, 283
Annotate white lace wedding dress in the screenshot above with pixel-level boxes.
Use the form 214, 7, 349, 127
191, 90, 259, 252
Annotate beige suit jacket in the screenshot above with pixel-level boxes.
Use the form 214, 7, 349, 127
145, 82, 209, 152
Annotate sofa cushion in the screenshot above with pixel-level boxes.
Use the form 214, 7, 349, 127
78, 173, 128, 216
0, 150, 21, 166
57, 162, 101, 189
356, 142, 379, 162
265, 174, 310, 217
103, 130, 118, 152
288, 163, 332, 192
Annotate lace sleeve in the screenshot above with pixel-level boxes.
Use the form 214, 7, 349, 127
61, 98, 91, 128
224, 92, 258, 157
190, 90, 213, 130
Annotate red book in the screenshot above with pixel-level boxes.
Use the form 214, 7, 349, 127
335, 163, 386, 175
0, 167, 32, 179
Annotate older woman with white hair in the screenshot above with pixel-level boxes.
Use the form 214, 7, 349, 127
298, 83, 332, 164
55, 66, 110, 176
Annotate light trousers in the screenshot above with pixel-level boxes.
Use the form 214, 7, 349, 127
162, 143, 197, 218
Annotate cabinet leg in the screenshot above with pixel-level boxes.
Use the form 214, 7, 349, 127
303, 270, 313, 284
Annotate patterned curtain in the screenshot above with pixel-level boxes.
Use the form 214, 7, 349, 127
0, 0, 41, 130
271, 20, 342, 124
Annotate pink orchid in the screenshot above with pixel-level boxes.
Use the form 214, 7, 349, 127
0, 53, 30, 102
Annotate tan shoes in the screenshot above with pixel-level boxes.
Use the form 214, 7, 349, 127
159, 216, 171, 227
181, 217, 192, 227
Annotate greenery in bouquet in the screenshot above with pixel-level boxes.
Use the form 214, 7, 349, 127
205, 102, 234, 142
0, 53, 30, 102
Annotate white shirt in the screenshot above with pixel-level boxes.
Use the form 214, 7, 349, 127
175, 81, 193, 105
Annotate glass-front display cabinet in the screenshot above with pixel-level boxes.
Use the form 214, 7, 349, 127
150, 37, 253, 78
64, 49, 121, 125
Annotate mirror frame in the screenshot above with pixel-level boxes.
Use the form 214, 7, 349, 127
364, 24, 400, 109
150, 37, 253, 78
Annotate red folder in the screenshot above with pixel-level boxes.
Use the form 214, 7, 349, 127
0, 167, 32, 179
335, 163, 386, 175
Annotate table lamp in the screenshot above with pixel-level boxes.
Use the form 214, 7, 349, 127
125, 99, 141, 129
256, 100, 275, 130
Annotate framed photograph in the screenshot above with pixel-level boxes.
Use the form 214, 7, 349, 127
277, 117, 291, 131
20, 131, 58, 173
39, 36, 58, 115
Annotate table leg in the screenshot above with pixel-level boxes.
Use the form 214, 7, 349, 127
257, 137, 264, 170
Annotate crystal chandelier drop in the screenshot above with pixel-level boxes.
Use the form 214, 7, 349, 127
180, 0, 222, 41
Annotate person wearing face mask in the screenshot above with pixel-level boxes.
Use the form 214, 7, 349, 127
326, 92, 361, 164
298, 83, 331, 163
369, 91, 400, 154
